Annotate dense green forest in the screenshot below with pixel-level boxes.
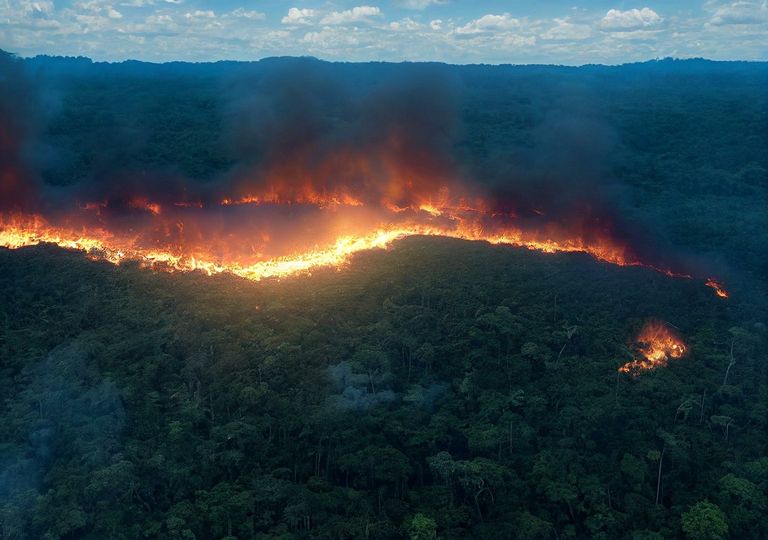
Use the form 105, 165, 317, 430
1, 57, 767, 539
2, 238, 764, 539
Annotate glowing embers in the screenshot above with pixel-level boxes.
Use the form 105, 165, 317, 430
619, 320, 688, 375
220, 193, 364, 207
706, 279, 729, 298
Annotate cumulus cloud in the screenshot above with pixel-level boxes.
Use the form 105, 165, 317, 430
709, 1, 768, 25
20, 0, 55, 16
72, 0, 124, 21
184, 9, 214, 20
395, 0, 445, 9
229, 8, 265, 20
502, 34, 536, 47
599, 8, 662, 31
0, 0, 764, 65
390, 17, 422, 31
281, 7, 316, 25
541, 17, 591, 40
456, 13, 521, 34
145, 13, 172, 24
320, 5, 381, 25
303, 27, 361, 48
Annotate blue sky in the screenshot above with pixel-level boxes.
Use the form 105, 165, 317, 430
1, 0, 766, 63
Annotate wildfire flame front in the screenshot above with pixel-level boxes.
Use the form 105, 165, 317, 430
619, 321, 688, 374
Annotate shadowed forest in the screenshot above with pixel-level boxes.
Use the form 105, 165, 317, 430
0, 55, 767, 539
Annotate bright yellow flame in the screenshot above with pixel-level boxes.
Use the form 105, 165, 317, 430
0, 211, 729, 299
418, 204, 443, 216
0, 213, 629, 281
619, 321, 688, 374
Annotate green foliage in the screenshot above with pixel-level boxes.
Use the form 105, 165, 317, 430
1, 233, 764, 539
406, 513, 437, 540
681, 501, 728, 540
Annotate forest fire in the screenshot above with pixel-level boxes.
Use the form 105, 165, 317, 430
619, 321, 688, 374
0, 196, 731, 296
0, 199, 635, 281
0, 53, 730, 297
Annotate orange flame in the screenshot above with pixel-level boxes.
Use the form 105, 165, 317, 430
0, 209, 636, 281
221, 192, 364, 207
128, 198, 162, 215
705, 278, 729, 298
618, 321, 687, 374
0, 181, 730, 297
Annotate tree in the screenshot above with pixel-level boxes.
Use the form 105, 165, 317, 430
681, 501, 728, 540
717, 474, 767, 537
407, 513, 437, 540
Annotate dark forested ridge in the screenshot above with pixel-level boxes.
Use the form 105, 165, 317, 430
1, 56, 767, 539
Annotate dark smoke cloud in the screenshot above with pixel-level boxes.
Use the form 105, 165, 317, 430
215, 61, 687, 271
0, 51, 39, 210
471, 93, 696, 273
0, 56, 719, 277
481, 114, 616, 213
35, 60, 460, 214
220, 60, 462, 206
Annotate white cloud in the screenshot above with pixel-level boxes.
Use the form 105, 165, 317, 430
264, 30, 289, 40
303, 27, 360, 47
541, 17, 591, 41
20, 0, 55, 16
184, 10, 215, 20
390, 17, 422, 31
396, 0, 445, 9
710, 1, 768, 25
0, 0, 764, 65
75, 1, 102, 12
73, 0, 124, 19
145, 14, 172, 24
74, 13, 114, 29
600, 8, 662, 31
320, 5, 381, 25
502, 34, 536, 47
229, 8, 265, 20
282, 7, 316, 25
456, 13, 521, 34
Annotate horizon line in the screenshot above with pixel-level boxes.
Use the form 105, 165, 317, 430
7, 51, 768, 69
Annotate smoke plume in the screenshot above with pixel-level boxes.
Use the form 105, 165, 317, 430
0, 56, 726, 291
0, 51, 38, 210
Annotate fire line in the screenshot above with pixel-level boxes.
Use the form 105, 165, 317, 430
0, 189, 729, 297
